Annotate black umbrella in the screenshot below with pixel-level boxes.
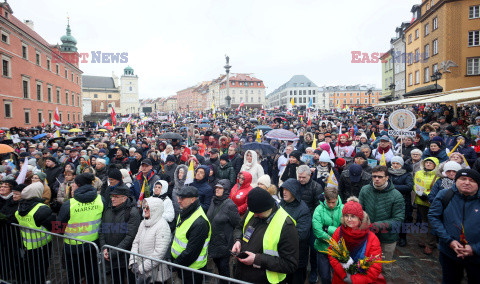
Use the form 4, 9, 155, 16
242, 142, 278, 156
159, 132, 183, 140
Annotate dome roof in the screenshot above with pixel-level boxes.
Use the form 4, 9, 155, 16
124, 66, 134, 71
60, 19, 77, 52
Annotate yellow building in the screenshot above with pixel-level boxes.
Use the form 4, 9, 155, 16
405, 0, 480, 97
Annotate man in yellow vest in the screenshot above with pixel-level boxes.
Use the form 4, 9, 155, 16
15, 181, 55, 284
232, 187, 299, 284
57, 173, 106, 284
171, 185, 211, 283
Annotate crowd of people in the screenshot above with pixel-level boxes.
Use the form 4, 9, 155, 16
0, 103, 479, 284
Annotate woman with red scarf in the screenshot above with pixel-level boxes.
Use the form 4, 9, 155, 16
334, 134, 355, 159
329, 197, 386, 284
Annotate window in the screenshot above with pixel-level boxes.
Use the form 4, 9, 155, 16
77, 95, 80, 106
409, 73, 413, 86
424, 44, 430, 59
364, 98, 368, 104
350, 98, 353, 104
2, 57, 10, 77
22, 79, 29, 98
232, 90, 235, 94
425, 23, 430, 36
433, 63, 438, 73
36, 83, 42, 100
433, 17, 438, 30
415, 70, 420, 84
73, 112, 75, 122
4, 101, 12, 118
257, 82, 261, 86
22, 44, 28, 59
94, 94, 98, 98
258, 97, 261, 102
56, 64, 59, 74
467, 58, 480, 75
408, 34, 412, 43
65, 69, 68, 78
415, 29, 419, 39
424, 67, 430, 82
433, 39, 438, 55
231, 82, 235, 86
65, 92, 69, 105
71, 94, 75, 106
372, 98, 375, 104
56, 89, 60, 103
251, 90, 253, 94
258, 90, 261, 94
294, 98, 297, 103
36, 52, 40, 66
108, 94, 112, 99
240, 90, 243, 94
24, 109, 30, 124
38, 111, 43, 124
59, 112, 62, 122
470, 5, 480, 19
1, 31, 8, 44
468, 31, 480, 47
67, 113, 70, 122
71, 73, 74, 81
48, 111, 52, 122
415, 49, 420, 62
78, 113, 81, 122
250, 97, 253, 102
427, 4, 430, 10
47, 86, 52, 102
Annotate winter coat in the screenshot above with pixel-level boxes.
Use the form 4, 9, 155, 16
129, 197, 172, 282
191, 165, 214, 212
401, 144, 418, 160
0, 196, 19, 225
130, 170, 160, 201
454, 145, 477, 167
330, 227, 384, 284
405, 158, 422, 177
229, 171, 253, 216
129, 158, 142, 176
312, 197, 343, 252
57, 180, 74, 204
17, 197, 55, 232
372, 148, 395, 163
414, 157, 439, 207
216, 161, 237, 186
299, 178, 324, 214
172, 165, 188, 216
280, 161, 303, 183
152, 180, 175, 225
240, 150, 264, 187
429, 185, 480, 264
428, 177, 455, 205
388, 168, 414, 196
359, 180, 405, 244
229, 153, 244, 176
206, 179, 241, 259
422, 148, 448, 163
280, 179, 312, 268
45, 164, 64, 187
338, 170, 372, 202
99, 196, 141, 269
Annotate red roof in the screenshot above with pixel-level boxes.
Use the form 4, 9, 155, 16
229, 73, 262, 82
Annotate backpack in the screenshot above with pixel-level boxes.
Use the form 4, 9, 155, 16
441, 188, 455, 210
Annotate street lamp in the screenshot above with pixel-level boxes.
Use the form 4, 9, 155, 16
224, 55, 231, 109
431, 71, 442, 93
367, 89, 373, 105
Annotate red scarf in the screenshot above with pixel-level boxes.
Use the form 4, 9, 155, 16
340, 225, 370, 254
137, 170, 155, 182
377, 145, 391, 154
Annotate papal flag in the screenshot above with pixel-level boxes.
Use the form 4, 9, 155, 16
326, 168, 338, 188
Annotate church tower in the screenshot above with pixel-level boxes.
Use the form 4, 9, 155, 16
120, 66, 139, 115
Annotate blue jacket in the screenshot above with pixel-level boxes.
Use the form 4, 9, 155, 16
455, 146, 477, 167
428, 185, 480, 263
388, 169, 414, 196
428, 178, 453, 204
130, 170, 160, 201
422, 148, 448, 163
191, 165, 213, 212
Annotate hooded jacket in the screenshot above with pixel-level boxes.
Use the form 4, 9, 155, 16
216, 161, 237, 186
129, 197, 172, 281
17, 183, 55, 231
312, 196, 343, 252
279, 178, 311, 268
388, 167, 414, 196
191, 165, 214, 212
414, 157, 439, 207
240, 150, 264, 187
172, 164, 188, 216
359, 180, 405, 244
299, 177, 324, 214
206, 179, 241, 259
57, 184, 107, 226
152, 180, 175, 225
422, 148, 448, 163
229, 171, 253, 215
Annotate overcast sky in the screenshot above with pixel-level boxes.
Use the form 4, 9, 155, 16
13, 0, 418, 99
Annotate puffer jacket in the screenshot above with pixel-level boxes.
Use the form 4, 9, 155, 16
229, 171, 253, 216
171, 165, 188, 216
206, 179, 241, 259
216, 161, 236, 186
359, 180, 405, 244
279, 178, 311, 269
312, 197, 343, 252
454, 145, 476, 167
422, 148, 448, 163
129, 197, 172, 282
152, 180, 175, 229
414, 157, 439, 207
338, 169, 371, 202
299, 178, 324, 214
191, 165, 213, 212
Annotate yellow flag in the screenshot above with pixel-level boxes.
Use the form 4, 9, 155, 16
211, 102, 215, 110
300, 116, 303, 122
326, 168, 338, 188
256, 130, 261, 142
126, 124, 131, 134
379, 152, 386, 166
290, 97, 294, 107
6, 131, 11, 139
312, 136, 317, 149
53, 130, 60, 138
370, 132, 376, 141
185, 160, 195, 184
213, 112, 216, 119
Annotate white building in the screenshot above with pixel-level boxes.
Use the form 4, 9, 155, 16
266, 75, 319, 109
218, 73, 266, 109
120, 66, 139, 115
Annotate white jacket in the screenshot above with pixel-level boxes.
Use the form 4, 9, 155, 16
153, 180, 175, 223
240, 150, 264, 187
129, 197, 172, 282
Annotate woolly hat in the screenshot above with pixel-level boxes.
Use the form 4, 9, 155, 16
34, 172, 47, 183
314, 149, 322, 156
442, 161, 462, 176
335, 158, 346, 167
21, 182, 44, 200
166, 155, 176, 163
342, 197, 364, 221
257, 175, 272, 188
220, 153, 229, 162
45, 157, 57, 164
74, 173, 95, 187
108, 168, 123, 182
247, 187, 275, 213
289, 150, 302, 161
354, 152, 367, 160
391, 156, 404, 166
319, 151, 332, 165
455, 169, 480, 185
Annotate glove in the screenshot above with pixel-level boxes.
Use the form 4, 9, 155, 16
419, 194, 429, 201
322, 225, 329, 233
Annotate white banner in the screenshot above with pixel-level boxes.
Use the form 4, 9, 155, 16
388, 130, 416, 137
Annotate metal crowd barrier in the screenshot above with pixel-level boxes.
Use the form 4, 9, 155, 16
0, 223, 250, 284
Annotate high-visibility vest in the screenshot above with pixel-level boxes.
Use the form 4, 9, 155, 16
171, 206, 211, 269
64, 195, 103, 245
243, 207, 296, 284
15, 203, 52, 250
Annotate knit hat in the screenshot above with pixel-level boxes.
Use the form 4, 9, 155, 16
21, 182, 44, 200
342, 197, 364, 221
391, 156, 404, 166
335, 158, 346, 167
13, 184, 27, 193
455, 169, 480, 185
314, 149, 322, 156
74, 173, 95, 187
319, 151, 332, 164
35, 172, 47, 183
446, 125, 456, 133
166, 155, 176, 163
289, 150, 302, 162
257, 175, 271, 188
354, 152, 367, 160
442, 161, 462, 176
220, 153, 229, 162
247, 187, 275, 213
96, 158, 106, 165
108, 168, 123, 182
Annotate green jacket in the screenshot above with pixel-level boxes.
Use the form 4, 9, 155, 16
359, 180, 405, 244
312, 197, 343, 252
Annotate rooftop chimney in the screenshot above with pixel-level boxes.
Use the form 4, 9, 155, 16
24, 20, 34, 30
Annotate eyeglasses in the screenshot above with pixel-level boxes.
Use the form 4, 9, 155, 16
372, 175, 386, 179
143, 207, 150, 211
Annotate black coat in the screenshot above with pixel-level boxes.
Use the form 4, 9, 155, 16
229, 153, 244, 176
299, 178, 324, 214
129, 158, 143, 176
45, 164, 64, 187
216, 162, 236, 187
338, 170, 372, 203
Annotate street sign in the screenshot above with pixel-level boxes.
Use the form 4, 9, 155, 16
388, 130, 416, 137
388, 109, 416, 131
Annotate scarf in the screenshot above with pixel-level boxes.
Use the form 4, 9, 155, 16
137, 170, 155, 182
340, 225, 370, 260
441, 177, 454, 190
388, 168, 406, 176
0, 192, 13, 200
316, 165, 330, 180
373, 180, 389, 191
377, 145, 391, 154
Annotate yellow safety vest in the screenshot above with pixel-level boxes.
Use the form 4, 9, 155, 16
64, 195, 103, 245
15, 203, 52, 250
243, 207, 296, 284
171, 206, 211, 269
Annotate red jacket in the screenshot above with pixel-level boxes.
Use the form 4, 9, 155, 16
229, 171, 253, 216
329, 226, 386, 284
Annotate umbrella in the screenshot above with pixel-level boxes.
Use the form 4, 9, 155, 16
0, 127, 8, 131
265, 129, 299, 141
59, 130, 70, 134
249, 118, 259, 124
198, 124, 210, 128
254, 125, 273, 132
242, 142, 278, 156
32, 133, 48, 140
159, 132, 183, 140
0, 144, 14, 154
97, 129, 108, 132
179, 127, 188, 131
69, 128, 82, 133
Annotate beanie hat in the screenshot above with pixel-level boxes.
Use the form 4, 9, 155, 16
289, 150, 302, 162
220, 153, 229, 162
13, 184, 27, 193
354, 152, 367, 160
455, 169, 480, 185
314, 149, 322, 156
247, 187, 275, 213
108, 168, 123, 181
335, 158, 346, 167
166, 155, 176, 163
45, 157, 57, 164
442, 161, 462, 176
35, 172, 47, 183
391, 156, 404, 166
319, 151, 332, 165
96, 158, 106, 165
320, 143, 331, 152
257, 175, 271, 188
74, 173, 95, 187
342, 197, 364, 221
21, 182, 44, 200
